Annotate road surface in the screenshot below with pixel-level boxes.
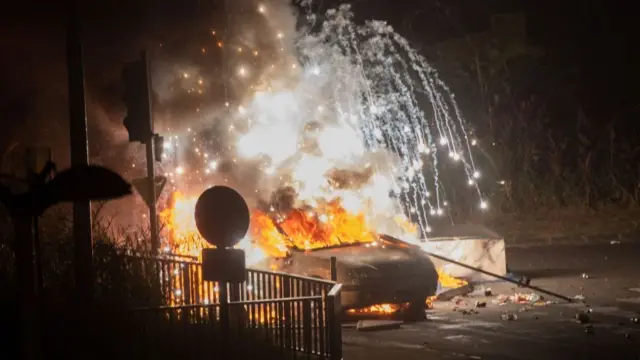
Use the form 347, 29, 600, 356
343, 243, 640, 360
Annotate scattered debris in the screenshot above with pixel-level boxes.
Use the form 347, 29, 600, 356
516, 276, 531, 287
436, 284, 475, 301
484, 288, 493, 296
518, 305, 533, 313
610, 240, 620, 245
576, 312, 590, 324
356, 320, 403, 332
573, 294, 586, 301
584, 324, 594, 334
474, 301, 487, 308
501, 313, 518, 321
495, 292, 544, 305
460, 309, 479, 315
581, 273, 590, 279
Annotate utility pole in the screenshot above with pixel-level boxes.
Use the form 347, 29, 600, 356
66, 0, 93, 308
142, 54, 159, 254
122, 51, 163, 253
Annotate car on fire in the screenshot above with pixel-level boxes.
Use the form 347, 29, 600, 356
252, 234, 439, 313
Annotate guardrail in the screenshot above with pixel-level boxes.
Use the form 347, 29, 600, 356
113, 254, 343, 359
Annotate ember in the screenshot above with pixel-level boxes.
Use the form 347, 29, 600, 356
347, 303, 408, 315
161, 192, 383, 263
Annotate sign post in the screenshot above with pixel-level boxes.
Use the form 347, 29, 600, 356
194, 186, 250, 357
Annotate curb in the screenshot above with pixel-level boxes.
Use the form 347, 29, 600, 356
504, 233, 640, 248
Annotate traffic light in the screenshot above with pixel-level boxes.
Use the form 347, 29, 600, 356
121, 56, 152, 143
153, 134, 164, 162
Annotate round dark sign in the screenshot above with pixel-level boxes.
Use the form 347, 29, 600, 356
194, 186, 250, 248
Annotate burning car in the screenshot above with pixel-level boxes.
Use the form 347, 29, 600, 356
252, 234, 439, 312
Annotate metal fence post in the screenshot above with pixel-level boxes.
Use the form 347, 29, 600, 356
327, 284, 342, 360
330, 256, 337, 281
219, 283, 230, 358
283, 277, 292, 350
302, 300, 312, 354
182, 265, 192, 305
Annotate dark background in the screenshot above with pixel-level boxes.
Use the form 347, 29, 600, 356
1, 0, 639, 229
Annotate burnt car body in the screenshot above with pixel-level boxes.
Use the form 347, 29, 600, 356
252, 235, 438, 310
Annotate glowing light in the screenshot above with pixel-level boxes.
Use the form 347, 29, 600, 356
158, 5, 488, 273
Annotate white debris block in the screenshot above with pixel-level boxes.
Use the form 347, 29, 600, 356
356, 320, 403, 332
418, 224, 507, 282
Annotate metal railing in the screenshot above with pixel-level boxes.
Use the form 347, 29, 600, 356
109, 254, 343, 359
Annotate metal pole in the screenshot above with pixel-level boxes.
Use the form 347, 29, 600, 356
420, 248, 573, 302
66, 0, 94, 308
219, 283, 230, 358
330, 256, 337, 281
141, 51, 159, 254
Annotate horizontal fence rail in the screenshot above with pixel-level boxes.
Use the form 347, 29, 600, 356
111, 253, 343, 359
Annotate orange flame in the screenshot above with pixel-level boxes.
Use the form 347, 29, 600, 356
437, 268, 468, 288
347, 303, 407, 315
161, 192, 378, 259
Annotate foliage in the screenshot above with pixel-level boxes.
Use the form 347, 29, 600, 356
430, 19, 640, 220
0, 204, 292, 360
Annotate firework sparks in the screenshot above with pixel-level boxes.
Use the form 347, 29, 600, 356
148, 3, 487, 263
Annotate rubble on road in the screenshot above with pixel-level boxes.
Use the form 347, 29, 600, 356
356, 320, 403, 332
493, 292, 548, 306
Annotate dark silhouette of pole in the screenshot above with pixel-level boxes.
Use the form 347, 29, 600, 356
140, 51, 159, 253
66, 0, 93, 309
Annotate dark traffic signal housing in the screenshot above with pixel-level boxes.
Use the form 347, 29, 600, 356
121, 57, 153, 143
153, 134, 164, 162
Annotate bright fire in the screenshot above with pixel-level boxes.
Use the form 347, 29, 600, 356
161, 191, 380, 263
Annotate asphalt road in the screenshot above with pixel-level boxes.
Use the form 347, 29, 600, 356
343, 243, 640, 360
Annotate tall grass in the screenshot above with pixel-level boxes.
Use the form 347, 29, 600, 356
0, 205, 292, 360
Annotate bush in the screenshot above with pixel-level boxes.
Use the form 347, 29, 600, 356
0, 208, 292, 360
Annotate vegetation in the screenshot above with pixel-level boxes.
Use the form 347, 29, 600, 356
0, 204, 293, 360
423, 14, 640, 238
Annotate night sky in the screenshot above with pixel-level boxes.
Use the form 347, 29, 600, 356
0, 0, 638, 169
